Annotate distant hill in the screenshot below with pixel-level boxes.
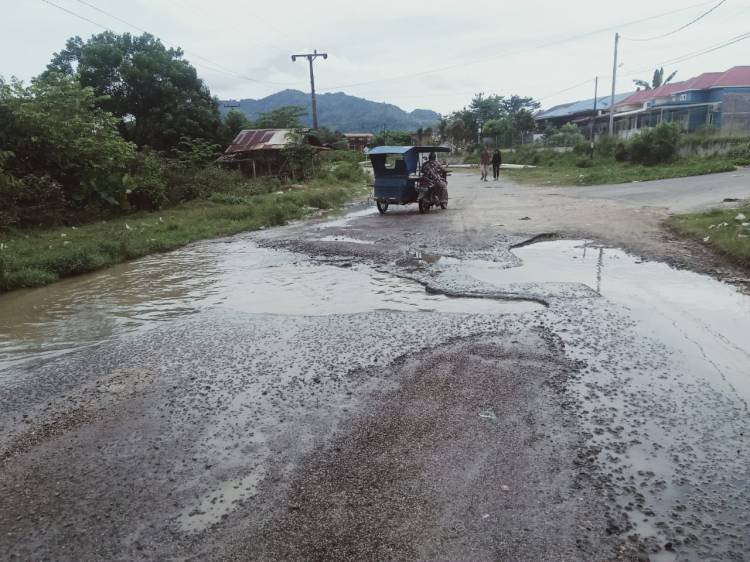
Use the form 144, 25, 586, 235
219, 90, 440, 133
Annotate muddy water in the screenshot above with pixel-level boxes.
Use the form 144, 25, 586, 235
456, 240, 750, 404
0, 239, 541, 374
440, 240, 750, 559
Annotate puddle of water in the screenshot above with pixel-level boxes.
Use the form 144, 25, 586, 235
453, 240, 750, 403
319, 235, 375, 245
0, 242, 541, 374
315, 206, 377, 229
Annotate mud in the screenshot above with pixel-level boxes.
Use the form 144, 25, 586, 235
1, 170, 749, 560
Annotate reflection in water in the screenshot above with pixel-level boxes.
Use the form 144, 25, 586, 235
0, 240, 541, 374
460, 239, 750, 404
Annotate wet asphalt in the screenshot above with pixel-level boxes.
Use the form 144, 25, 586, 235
1, 171, 749, 561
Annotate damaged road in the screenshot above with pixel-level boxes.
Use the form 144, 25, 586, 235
1, 171, 749, 561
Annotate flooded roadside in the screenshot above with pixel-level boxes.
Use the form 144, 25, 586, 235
420, 239, 750, 560
0, 236, 541, 375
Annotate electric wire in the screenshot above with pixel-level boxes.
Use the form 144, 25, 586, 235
317, 0, 720, 92
620, 0, 728, 41
40, 0, 302, 87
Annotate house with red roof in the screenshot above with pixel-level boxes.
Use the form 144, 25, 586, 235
611, 66, 750, 136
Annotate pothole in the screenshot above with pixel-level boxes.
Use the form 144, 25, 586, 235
0, 243, 542, 373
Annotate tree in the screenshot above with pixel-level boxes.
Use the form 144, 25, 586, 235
499, 95, 541, 116
512, 109, 537, 143
222, 109, 251, 146
447, 118, 467, 146
45, 31, 222, 150
633, 67, 677, 90
254, 105, 307, 129
0, 74, 136, 214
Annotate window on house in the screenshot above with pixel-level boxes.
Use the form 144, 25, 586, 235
679, 94, 688, 101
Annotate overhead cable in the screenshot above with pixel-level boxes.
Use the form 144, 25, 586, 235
40, 0, 302, 87
620, 0, 728, 41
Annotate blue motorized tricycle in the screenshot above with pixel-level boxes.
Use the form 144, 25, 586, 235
368, 146, 450, 214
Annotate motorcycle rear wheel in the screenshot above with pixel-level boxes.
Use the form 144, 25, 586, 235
418, 199, 430, 214
376, 201, 389, 214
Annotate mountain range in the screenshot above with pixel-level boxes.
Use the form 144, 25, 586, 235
219, 90, 441, 133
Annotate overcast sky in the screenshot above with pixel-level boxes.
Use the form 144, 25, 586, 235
4, 0, 749, 115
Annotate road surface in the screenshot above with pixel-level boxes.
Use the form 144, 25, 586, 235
1, 170, 749, 561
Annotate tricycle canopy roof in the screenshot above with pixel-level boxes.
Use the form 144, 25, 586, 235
367, 145, 451, 155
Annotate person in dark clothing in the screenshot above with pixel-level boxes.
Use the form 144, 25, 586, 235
491, 149, 502, 180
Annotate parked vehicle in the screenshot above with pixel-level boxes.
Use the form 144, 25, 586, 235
368, 146, 451, 214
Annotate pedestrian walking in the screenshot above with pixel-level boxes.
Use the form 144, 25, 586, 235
492, 149, 502, 181
479, 146, 491, 181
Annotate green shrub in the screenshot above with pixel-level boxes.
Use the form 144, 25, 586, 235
628, 123, 680, 165
614, 141, 630, 162
595, 135, 617, 158
575, 157, 593, 168
727, 142, 750, 166
332, 161, 365, 182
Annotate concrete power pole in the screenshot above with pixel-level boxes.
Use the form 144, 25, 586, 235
291, 49, 328, 130
608, 32, 619, 136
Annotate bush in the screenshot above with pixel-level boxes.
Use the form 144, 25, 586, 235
614, 141, 630, 162
727, 142, 750, 166
332, 161, 365, 182
125, 151, 168, 210
594, 135, 617, 158
575, 157, 593, 168
544, 123, 585, 147
628, 123, 681, 165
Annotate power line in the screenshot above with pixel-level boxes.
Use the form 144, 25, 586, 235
40, 0, 302, 88
71, 0, 300, 87
621, 0, 728, 41
620, 31, 750, 76
317, 0, 719, 92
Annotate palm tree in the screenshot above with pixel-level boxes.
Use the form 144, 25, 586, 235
633, 67, 678, 90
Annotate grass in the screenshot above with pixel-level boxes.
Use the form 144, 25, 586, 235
667, 205, 750, 270
502, 156, 739, 187
0, 180, 367, 293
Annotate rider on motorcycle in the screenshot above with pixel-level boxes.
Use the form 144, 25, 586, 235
421, 152, 448, 204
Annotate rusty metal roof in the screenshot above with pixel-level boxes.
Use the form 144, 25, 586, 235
224, 129, 295, 154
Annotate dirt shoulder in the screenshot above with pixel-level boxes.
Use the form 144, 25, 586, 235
441, 169, 750, 286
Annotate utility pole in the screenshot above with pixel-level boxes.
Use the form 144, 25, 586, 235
590, 76, 599, 156
608, 32, 619, 136
291, 49, 328, 130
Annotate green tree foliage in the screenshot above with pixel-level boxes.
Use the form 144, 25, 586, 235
222, 109, 251, 145
633, 67, 678, 91
543, 123, 585, 147
616, 123, 681, 165
0, 74, 136, 224
45, 31, 222, 150
253, 105, 307, 129
448, 93, 541, 147
369, 130, 412, 146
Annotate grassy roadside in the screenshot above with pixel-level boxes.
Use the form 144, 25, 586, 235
0, 180, 366, 293
502, 157, 739, 187
667, 205, 750, 269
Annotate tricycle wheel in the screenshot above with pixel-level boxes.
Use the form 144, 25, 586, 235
376, 201, 389, 214
418, 199, 430, 214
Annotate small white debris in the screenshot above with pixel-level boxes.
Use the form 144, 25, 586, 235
500, 485, 510, 492
482, 514, 491, 519
60, 233, 66, 238
125, 223, 132, 230
0, 243, 6, 250
63, 241, 70, 246
71, 226, 77, 230
736, 213, 747, 221
739, 234, 748, 239
708, 224, 716, 230
159, 217, 164, 223
703, 236, 711, 242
